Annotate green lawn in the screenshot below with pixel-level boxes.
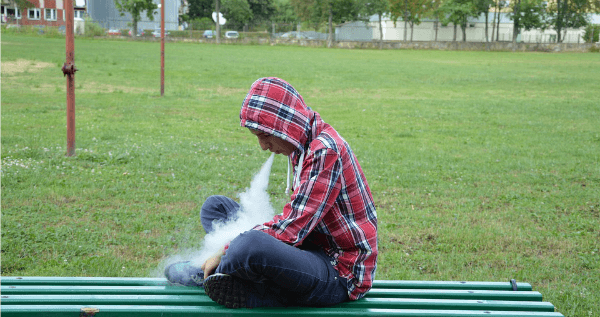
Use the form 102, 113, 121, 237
1, 35, 599, 316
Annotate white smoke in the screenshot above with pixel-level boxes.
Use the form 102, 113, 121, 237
157, 154, 276, 274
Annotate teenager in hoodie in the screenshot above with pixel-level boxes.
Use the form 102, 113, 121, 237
165, 77, 377, 308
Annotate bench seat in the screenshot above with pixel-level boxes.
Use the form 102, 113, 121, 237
1, 277, 563, 316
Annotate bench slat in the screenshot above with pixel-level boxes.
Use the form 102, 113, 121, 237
365, 289, 543, 301
1, 285, 203, 295
0, 305, 565, 317
1, 295, 556, 312
0, 277, 533, 291
1, 285, 542, 301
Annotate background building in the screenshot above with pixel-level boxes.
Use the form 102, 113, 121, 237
87, 0, 180, 31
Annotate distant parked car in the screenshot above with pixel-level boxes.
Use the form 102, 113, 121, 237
152, 28, 170, 38
203, 30, 215, 38
107, 29, 121, 36
225, 31, 239, 39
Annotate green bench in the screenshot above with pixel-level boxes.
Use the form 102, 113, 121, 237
1, 276, 563, 316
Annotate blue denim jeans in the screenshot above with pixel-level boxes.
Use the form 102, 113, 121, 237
200, 195, 349, 307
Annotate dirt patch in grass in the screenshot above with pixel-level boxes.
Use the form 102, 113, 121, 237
78, 81, 150, 94
2, 59, 55, 75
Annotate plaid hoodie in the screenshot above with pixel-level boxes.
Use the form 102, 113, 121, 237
239, 78, 378, 300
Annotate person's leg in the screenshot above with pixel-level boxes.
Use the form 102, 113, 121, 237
200, 195, 240, 233
165, 195, 240, 286
205, 230, 348, 308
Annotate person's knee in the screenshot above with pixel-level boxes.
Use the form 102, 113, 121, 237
200, 195, 236, 233
227, 230, 272, 260
201, 195, 225, 215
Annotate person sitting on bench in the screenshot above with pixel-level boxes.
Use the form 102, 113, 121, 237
165, 77, 378, 308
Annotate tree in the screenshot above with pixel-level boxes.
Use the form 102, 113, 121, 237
14, 0, 34, 8
361, 0, 390, 49
492, 0, 508, 41
190, 17, 215, 30
273, 0, 299, 24
248, 0, 277, 25
475, 0, 495, 42
271, 0, 299, 33
390, 0, 431, 42
188, 0, 215, 20
114, 0, 158, 37
508, 0, 547, 46
429, 0, 444, 42
291, 0, 361, 47
222, 0, 254, 28
547, 0, 590, 43
583, 24, 600, 43
437, 0, 478, 42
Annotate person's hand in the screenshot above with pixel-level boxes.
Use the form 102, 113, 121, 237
201, 249, 224, 279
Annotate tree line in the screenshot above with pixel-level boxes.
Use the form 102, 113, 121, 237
114, 0, 600, 46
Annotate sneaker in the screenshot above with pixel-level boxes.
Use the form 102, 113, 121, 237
204, 273, 250, 308
164, 261, 205, 287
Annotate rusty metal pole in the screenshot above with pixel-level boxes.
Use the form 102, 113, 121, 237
62, 0, 77, 156
160, 0, 165, 96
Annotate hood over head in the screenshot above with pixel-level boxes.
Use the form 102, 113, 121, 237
240, 77, 314, 156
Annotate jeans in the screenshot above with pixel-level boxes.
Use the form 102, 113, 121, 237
200, 195, 349, 307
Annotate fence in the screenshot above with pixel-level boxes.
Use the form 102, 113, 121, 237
339, 22, 589, 44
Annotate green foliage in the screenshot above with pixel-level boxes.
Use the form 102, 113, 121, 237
390, 0, 432, 26
190, 17, 214, 30
291, 0, 361, 25
114, 0, 158, 20
436, 0, 478, 41
273, 0, 299, 24
168, 30, 207, 39
188, 0, 215, 19
0, 25, 63, 38
583, 24, 600, 43
547, 0, 590, 43
83, 18, 106, 37
188, 0, 276, 29
114, 0, 158, 35
13, 0, 35, 9
222, 0, 254, 26
291, 0, 362, 44
508, 0, 548, 33
247, 0, 277, 23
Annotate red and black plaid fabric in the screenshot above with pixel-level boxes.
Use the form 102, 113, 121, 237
240, 78, 378, 300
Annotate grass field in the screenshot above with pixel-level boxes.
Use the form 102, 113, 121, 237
1, 35, 599, 316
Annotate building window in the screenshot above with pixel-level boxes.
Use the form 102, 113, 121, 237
45, 8, 57, 21
28, 8, 41, 20
74, 10, 85, 19
4, 7, 21, 20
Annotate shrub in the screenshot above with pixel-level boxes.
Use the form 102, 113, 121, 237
142, 29, 154, 38
169, 30, 189, 38
583, 25, 599, 43
83, 18, 105, 37
190, 17, 213, 31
